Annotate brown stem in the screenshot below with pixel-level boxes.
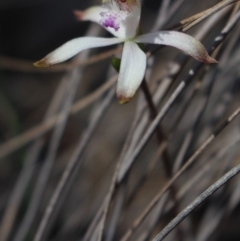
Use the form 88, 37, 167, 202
141, 78, 184, 240
140, 78, 173, 177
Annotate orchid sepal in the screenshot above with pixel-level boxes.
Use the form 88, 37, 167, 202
34, 37, 123, 67
135, 31, 217, 64
116, 41, 146, 104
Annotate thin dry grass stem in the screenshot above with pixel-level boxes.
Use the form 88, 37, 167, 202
210, 2, 240, 61
151, 0, 171, 31
196, 205, 225, 241
82, 204, 105, 241
193, 147, 239, 241
171, 69, 215, 173
217, 5, 240, 66
177, 139, 240, 202
170, 62, 218, 160
219, 24, 240, 66
180, 0, 240, 31
33, 87, 115, 241
126, 142, 166, 206
127, 195, 173, 241
151, 0, 187, 31
105, 184, 126, 241
0, 75, 117, 159
152, 163, 240, 241
227, 165, 240, 212
194, 4, 231, 40
14, 69, 83, 241
95, 164, 123, 241
0, 78, 68, 241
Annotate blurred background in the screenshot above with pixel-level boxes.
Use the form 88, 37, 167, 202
0, 0, 240, 241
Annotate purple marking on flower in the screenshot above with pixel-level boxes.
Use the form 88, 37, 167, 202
103, 16, 119, 30
100, 12, 121, 31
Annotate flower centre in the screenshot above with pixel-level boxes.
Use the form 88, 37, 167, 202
100, 10, 127, 31
100, 0, 140, 39
100, 0, 138, 32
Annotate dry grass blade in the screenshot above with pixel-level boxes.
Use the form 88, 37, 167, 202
180, 0, 240, 31
33, 88, 115, 241
14, 69, 83, 241
0, 75, 117, 159
152, 163, 240, 241
0, 78, 68, 241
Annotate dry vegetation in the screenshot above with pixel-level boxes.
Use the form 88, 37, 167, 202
0, 0, 240, 241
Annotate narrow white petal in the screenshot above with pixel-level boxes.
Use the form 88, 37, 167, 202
121, 2, 141, 39
135, 31, 217, 63
74, 7, 105, 23
117, 41, 146, 104
34, 37, 122, 67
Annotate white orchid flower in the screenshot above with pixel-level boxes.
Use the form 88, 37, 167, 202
34, 0, 217, 104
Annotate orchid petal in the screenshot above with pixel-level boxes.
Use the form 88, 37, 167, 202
75, 0, 141, 39
74, 7, 105, 23
117, 41, 146, 104
34, 37, 123, 67
135, 31, 217, 63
